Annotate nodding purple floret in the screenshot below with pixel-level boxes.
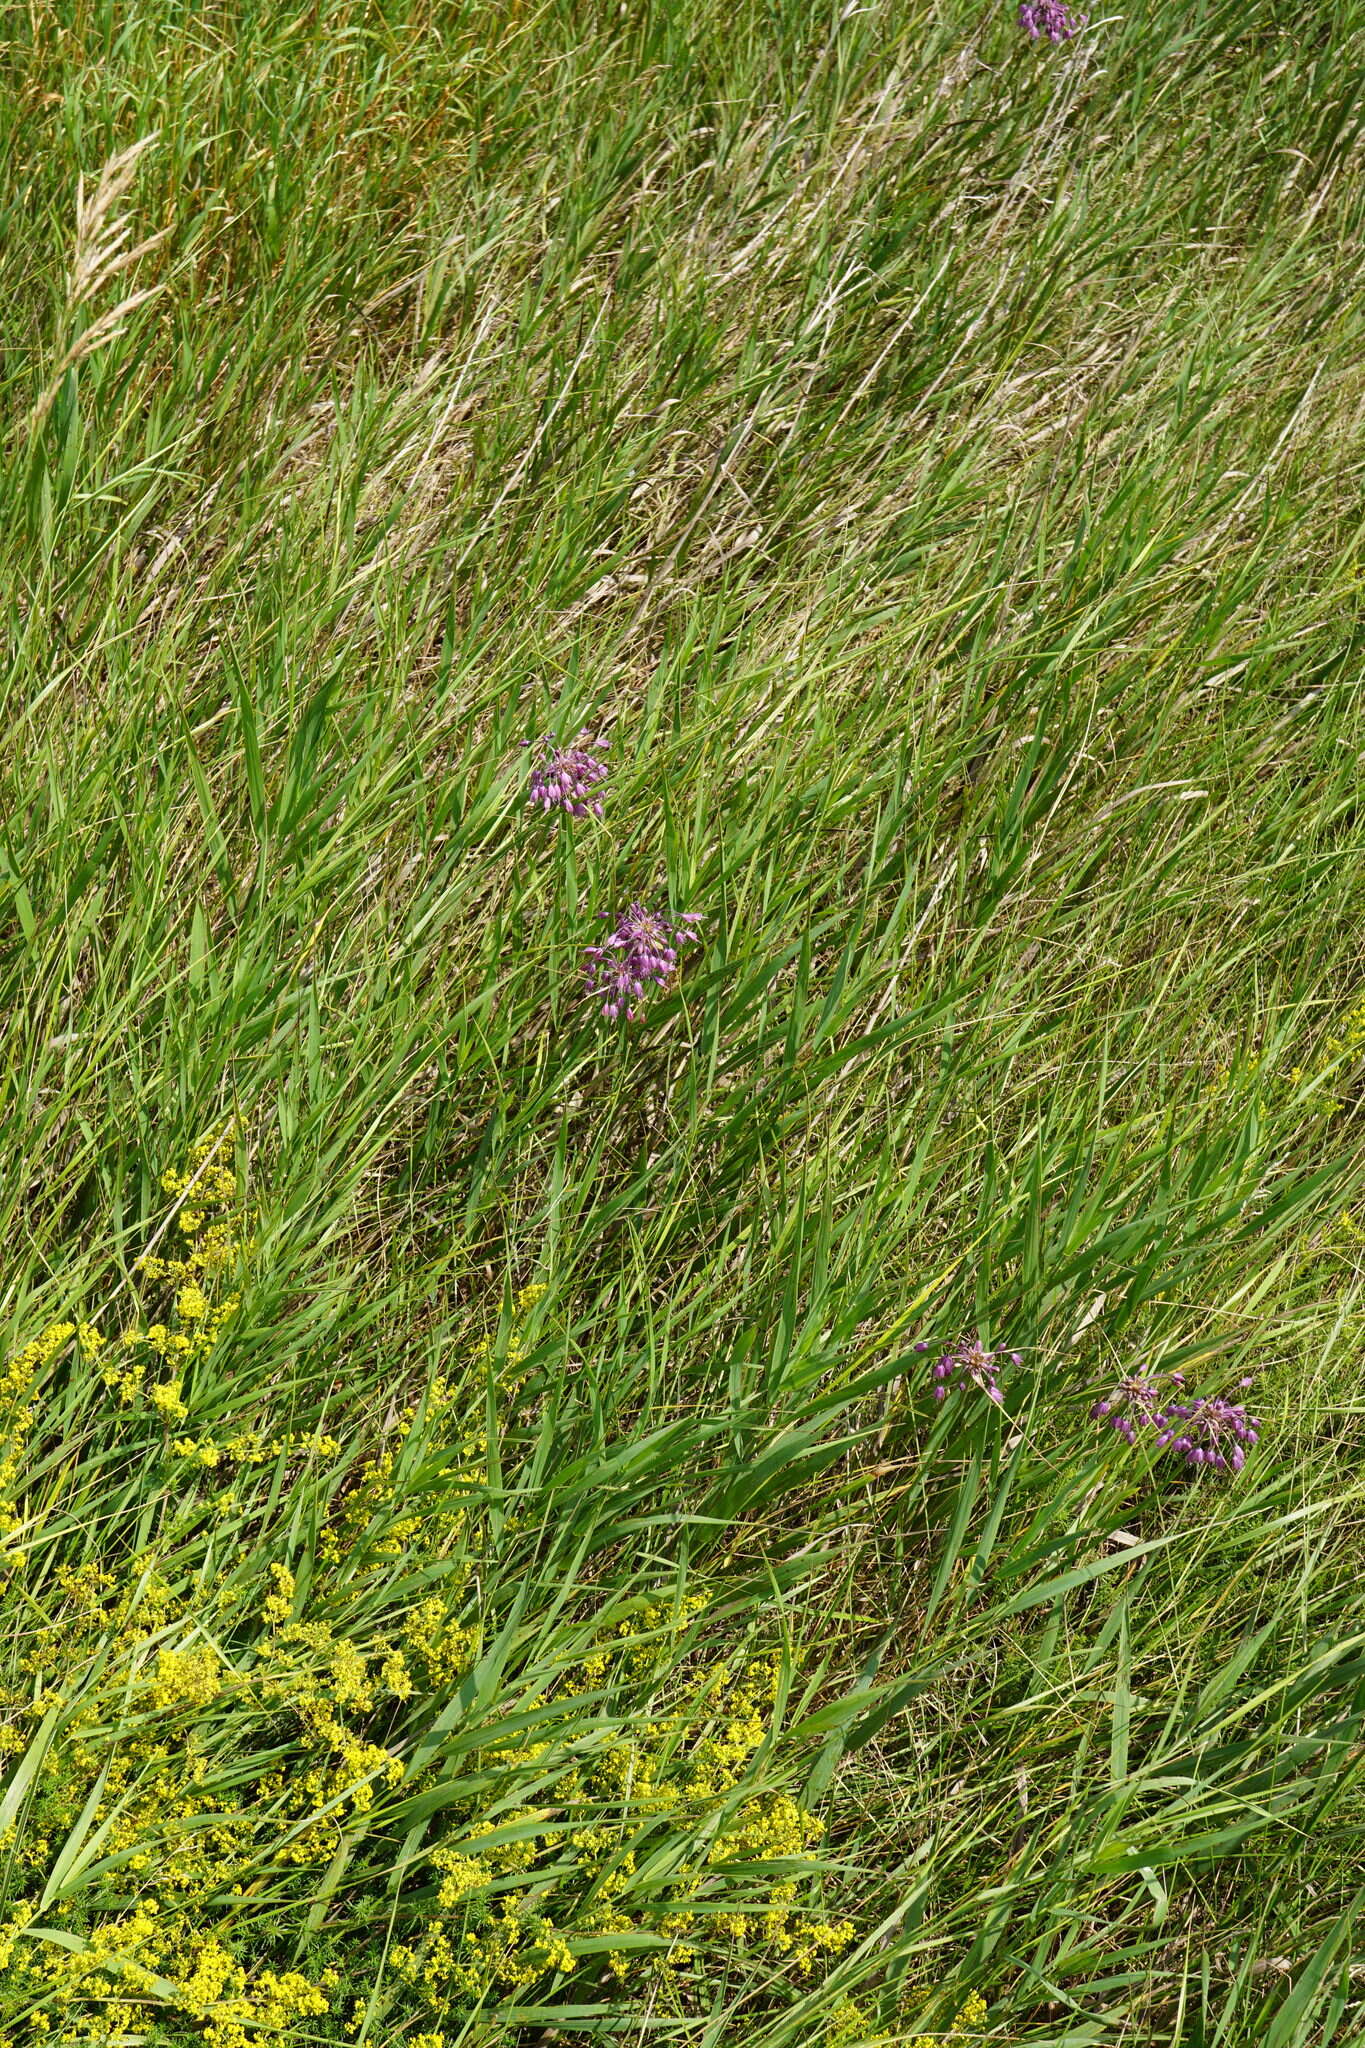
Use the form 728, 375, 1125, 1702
1094, 1367, 1258, 1475
584, 902, 701, 1021
931, 1335, 1015, 1406
526, 732, 608, 819
1091, 1373, 1166, 1446
1153, 1393, 1260, 1475
1019, 0, 1086, 39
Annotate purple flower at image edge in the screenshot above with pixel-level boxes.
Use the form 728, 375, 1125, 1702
1019, 0, 1086, 40
526, 731, 608, 818
926, 1334, 1020, 1406
584, 902, 702, 1021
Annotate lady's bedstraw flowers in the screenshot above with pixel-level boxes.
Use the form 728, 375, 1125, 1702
527, 732, 608, 818
585, 903, 701, 1021
1019, 0, 1085, 39
923, 1335, 1018, 1405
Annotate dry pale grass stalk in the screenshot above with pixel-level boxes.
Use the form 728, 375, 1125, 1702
25, 132, 167, 434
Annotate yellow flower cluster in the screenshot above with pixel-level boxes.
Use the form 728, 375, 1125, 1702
254, 1619, 410, 1863
0, 1185, 864, 2045
87, 1119, 252, 1425
140, 1118, 247, 1275
0, 1135, 536, 2043
0, 1894, 336, 2048
0, 1320, 75, 1548
0, 1547, 425, 2028
168, 1424, 345, 1470
149, 1643, 223, 1712
1282, 992, 1365, 1118
903, 1990, 991, 2046
1332, 1206, 1365, 1248
1323, 996, 1365, 1066
384, 1618, 854, 2024
313, 1282, 546, 1575
402, 1594, 480, 1686
826, 2001, 875, 2045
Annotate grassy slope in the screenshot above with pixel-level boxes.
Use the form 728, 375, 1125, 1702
3, 1, 1365, 2041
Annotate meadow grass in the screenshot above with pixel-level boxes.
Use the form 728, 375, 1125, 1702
3, 1, 1365, 2041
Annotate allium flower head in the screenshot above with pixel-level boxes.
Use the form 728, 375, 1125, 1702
1094, 1366, 1259, 1475
1092, 1373, 1168, 1446
526, 731, 608, 818
930, 1334, 1018, 1405
1153, 1392, 1260, 1475
585, 902, 701, 1021
1019, 0, 1086, 40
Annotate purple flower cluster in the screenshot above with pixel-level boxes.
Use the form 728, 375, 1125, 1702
1153, 1392, 1260, 1474
584, 902, 701, 1021
923, 1334, 1019, 1406
1092, 1373, 1166, 1446
526, 732, 608, 819
1019, 0, 1085, 39
913, 1334, 1263, 1481
1094, 1369, 1260, 1475
522, 722, 701, 1023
